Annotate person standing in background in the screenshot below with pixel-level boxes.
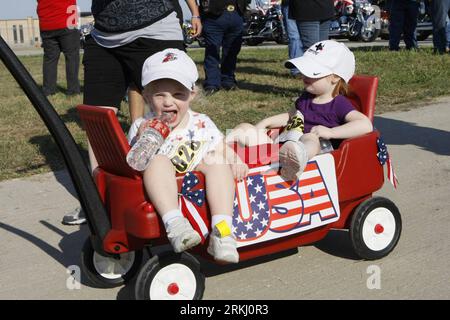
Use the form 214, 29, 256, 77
429, 0, 450, 54
37, 0, 81, 96
388, 0, 420, 51
200, 0, 251, 95
281, 0, 303, 76
288, 0, 334, 50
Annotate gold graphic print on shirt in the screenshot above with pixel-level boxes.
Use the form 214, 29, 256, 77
170, 140, 203, 173
285, 113, 305, 133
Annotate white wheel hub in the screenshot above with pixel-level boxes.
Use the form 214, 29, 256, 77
362, 207, 396, 251
93, 251, 135, 280
150, 263, 197, 300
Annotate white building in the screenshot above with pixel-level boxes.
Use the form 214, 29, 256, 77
0, 16, 93, 48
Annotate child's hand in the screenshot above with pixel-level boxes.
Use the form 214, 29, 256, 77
231, 163, 249, 182
310, 125, 333, 140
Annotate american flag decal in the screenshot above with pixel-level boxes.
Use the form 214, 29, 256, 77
232, 155, 340, 248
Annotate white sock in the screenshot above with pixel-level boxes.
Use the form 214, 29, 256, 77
162, 209, 183, 230
211, 214, 233, 229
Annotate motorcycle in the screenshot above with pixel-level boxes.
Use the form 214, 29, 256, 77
182, 21, 206, 47
329, 0, 381, 42
242, 4, 288, 46
79, 21, 94, 49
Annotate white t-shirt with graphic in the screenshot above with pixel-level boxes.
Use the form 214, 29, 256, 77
128, 109, 224, 173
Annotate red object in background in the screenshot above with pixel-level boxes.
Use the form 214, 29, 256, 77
37, 0, 78, 31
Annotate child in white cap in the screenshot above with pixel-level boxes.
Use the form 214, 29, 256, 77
127, 48, 239, 263
228, 40, 373, 181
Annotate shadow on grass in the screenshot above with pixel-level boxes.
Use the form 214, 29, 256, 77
237, 80, 299, 97
237, 65, 289, 78
374, 116, 450, 156
56, 84, 84, 95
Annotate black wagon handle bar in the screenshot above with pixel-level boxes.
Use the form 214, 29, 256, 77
0, 36, 110, 254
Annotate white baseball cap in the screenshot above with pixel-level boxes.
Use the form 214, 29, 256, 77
141, 48, 199, 90
285, 40, 355, 83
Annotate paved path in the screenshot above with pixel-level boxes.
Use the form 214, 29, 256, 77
1, 98, 449, 300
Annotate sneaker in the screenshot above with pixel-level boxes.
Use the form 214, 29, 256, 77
166, 217, 202, 253
207, 233, 239, 264
279, 141, 308, 181
62, 207, 87, 225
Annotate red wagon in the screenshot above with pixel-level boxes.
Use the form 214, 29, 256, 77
77, 75, 401, 300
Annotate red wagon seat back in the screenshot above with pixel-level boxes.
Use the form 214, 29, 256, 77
76, 105, 140, 179
347, 75, 378, 122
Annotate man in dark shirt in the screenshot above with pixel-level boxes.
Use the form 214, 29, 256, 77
200, 0, 251, 95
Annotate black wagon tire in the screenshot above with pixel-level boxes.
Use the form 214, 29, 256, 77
135, 252, 205, 300
80, 238, 143, 288
350, 197, 402, 260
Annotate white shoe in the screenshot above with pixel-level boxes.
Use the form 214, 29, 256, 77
207, 233, 239, 264
166, 217, 202, 253
279, 141, 308, 181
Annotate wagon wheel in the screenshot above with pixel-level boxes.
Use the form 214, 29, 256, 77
135, 252, 205, 300
350, 197, 402, 260
80, 237, 143, 288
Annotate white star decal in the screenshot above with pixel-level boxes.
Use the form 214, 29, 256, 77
238, 231, 247, 240
261, 218, 269, 227
249, 194, 256, 203
245, 221, 253, 231
254, 184, 262, 193
257, 201, 265, 210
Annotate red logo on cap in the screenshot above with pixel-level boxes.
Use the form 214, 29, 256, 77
162, 53, 177, 63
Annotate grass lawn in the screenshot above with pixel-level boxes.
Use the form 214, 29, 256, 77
0, 46, 449, 181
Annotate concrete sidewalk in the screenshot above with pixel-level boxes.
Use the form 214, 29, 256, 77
1, 98, 449, 300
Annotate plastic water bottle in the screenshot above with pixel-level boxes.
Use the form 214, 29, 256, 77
126, 114, 172, 171
319, 138, 334, 153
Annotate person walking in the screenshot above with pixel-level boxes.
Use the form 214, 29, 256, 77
37, 0, 81, 96
288, 0, 334, 50
388, 0, 420, 51
200, 0, 251, 95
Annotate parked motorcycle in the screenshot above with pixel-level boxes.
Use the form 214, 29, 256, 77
242, 4, 288, 46
79, 21, 94, 49
182, 21, 206, 47
329, 0, 381, 42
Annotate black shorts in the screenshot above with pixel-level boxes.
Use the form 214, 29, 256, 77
82, 36, 185, 108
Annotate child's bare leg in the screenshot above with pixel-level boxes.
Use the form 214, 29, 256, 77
143, 155, 201, 252
279, 133, 320, 181
196, 152, 239, 263
226, 123, 273, 147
